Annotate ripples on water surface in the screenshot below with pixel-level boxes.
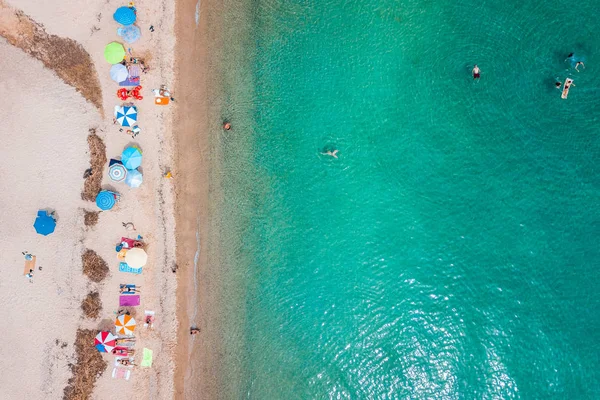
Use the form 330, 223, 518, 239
215, 0, 600, 398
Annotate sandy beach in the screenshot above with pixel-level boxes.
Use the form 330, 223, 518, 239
0, 0, 179, 398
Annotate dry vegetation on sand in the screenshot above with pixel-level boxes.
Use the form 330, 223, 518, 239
63, 329, 107, 400
82, 249, 109, 283
83, 210, 100, 227
81, 130, 107, 201
81, 291, 102, 319
0, 0, 103, 112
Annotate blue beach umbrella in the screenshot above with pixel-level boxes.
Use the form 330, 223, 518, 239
124, 168, 143, 188
121, 146, 143, 170
113, 6, 136, 26
117, 25, 141, 44
114, 105, 137, 127
33, 210, 56, 235
96, 191, 117, 210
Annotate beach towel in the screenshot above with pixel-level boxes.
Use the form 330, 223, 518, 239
141, 348, 153, 367
23, 256, 36, 275
119, 295, 140, 307
115, 356, 135, 368
144, 310, 155, 328
128, 64, 141, 78
119, 77, 140, 86
154, 96, 169, 106
119, 262, 142, 274
112, 367, 131, 380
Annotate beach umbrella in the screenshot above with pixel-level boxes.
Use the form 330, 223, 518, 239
94, 331, 117, 353
33, 210, 56, 236
121, 146, 143, 169
96, 190, 117, 210
125, 247, 147, 268
113, 6, 136, 26
114, 105, 137, 127
115, 314, 136, 336
104, 42, 126, 64
124, 168, 143, 188
109, 163, 128, 182
117, 25, 141, 44
110, 63, 129, 83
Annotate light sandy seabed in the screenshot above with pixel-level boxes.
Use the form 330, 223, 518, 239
0, 0, 178, 398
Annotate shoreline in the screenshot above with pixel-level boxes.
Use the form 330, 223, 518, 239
172, 0, 226, 398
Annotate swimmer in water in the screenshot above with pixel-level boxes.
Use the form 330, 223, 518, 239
472, 65, 481, 79
555, 81, 562, 89
565, 52, 574, 61
575, 61, 585, 72
321, 149, 339, 158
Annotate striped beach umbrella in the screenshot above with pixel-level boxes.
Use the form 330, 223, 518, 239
96, 190, 117, 210
104, 42, 126, 64
124, 168, 143, 188
115, 314, 136, 336
113, 6, 136, 26
125, 247, 147, 268
109, 163, 127, 183
121, 146, 143, 169
114, 105, 137, 127
94, 331, 117, 353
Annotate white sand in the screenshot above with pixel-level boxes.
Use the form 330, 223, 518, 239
0, 0, 178, 398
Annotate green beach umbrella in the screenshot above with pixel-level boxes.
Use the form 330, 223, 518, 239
104, 42, 126, 64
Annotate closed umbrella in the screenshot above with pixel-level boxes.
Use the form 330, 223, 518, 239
125, 247, 147, 268
117, 25, 141, 44
121, 146, 143, 169
94, 331, 117, 353
104, 42, 125, 64
125, 168, 143, 188
96, 190, 117, 210
114, 105, 137, 127
110, 63, 129, 83
115, 314, 136, 336
113, 6, 136, 25
33, 210, 56, 235
109, 163, 128, 182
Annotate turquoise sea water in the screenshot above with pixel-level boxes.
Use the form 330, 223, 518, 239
214, 0, 600, 398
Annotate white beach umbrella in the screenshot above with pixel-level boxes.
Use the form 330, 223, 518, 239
125, 247, 147, 268
124, 168, 143, 188
110, 63, 128, 83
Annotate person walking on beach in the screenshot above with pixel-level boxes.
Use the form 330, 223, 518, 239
322, 149, 339, 158
575, 61, 585, 72
472, 65, 481, 79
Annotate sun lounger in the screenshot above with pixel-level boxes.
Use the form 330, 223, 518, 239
155, 97, 170, 105
561, 78, 573, 99
119, 262, 143, 274
119, 295, 140, 307
112, 367, 131, 380
144, 310, 155, 328
23, 256, 36, 275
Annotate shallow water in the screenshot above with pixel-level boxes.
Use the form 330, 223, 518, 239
213, 0, 600, 398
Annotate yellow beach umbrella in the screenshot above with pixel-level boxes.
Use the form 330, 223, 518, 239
125, 247, 147, 268
115, 314, 136, 335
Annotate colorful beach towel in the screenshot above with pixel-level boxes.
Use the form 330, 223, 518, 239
119, 262, 142, 274
119, 295, 140, 307
112, 367, 131, 380
119, 76, 140, 86
141, 348, 153, 367
144, 310, 155, 328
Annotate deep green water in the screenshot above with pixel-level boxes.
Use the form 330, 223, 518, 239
214, 0, 600, 398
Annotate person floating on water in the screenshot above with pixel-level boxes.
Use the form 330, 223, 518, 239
575, 61, 585, 72
472, 65, 481, 79
321, 149, 339, 158
555, 81, 562, 89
